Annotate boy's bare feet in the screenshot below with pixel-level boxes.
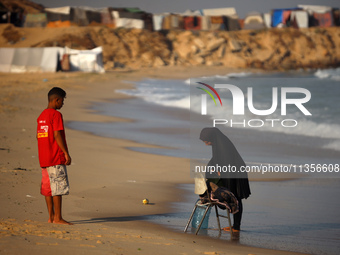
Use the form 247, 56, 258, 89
48, 214, 54, 223
53, 219, 73, 225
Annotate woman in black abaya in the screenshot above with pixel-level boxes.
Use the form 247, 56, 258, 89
200, 127, 251, 232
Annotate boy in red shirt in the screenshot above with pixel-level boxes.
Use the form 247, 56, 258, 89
37, 87, 72, 225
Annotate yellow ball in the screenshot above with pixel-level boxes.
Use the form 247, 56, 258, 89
143, 198, 149, 205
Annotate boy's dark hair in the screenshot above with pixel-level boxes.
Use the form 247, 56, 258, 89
48, 87, 66, 101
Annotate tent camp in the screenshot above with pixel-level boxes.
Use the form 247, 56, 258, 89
0, 47, 105, 73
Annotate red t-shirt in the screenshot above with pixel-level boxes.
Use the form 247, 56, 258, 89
37, 108, 67, 167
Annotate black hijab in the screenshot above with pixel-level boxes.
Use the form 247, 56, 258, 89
200, 127, 251, 199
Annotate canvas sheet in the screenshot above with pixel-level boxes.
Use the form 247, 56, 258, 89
115, 18, 144, 29
152, 14, 164, 31
201, 8, 236, 17
45, 7, 71, 15
291, 11, 308, 28
263, 13, 272, 28
65, 46, 105, 73
0, 48, 14, 72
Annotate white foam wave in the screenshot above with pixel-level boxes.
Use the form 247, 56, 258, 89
323, 140, 340, 151
314, 68, 340, 81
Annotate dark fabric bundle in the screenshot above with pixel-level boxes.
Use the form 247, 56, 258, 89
200, 181, 239, 214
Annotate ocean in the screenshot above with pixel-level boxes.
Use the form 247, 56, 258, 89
68, 68, 340, 255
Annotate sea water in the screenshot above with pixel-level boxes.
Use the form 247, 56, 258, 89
68, 68, 340, 255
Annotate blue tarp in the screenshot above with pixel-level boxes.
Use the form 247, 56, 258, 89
272, 8, 300, 27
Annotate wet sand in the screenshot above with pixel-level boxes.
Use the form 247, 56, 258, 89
0, 66, 307, 254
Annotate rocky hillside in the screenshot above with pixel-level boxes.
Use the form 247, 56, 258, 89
1, 24, 340, 70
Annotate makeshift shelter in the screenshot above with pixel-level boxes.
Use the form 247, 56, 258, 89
200, 16, 210, 30
115, 18, 144, 29
224, 16, 240, 31
209, 16, 225, 30
312, 11, 333, 27
243, 12, 265, 30
152, 14, 164, 30
0, 47, 63, 73
160, 14, 183, 30
298, 5, 333, 27
271, 8, 299, 27
46, 6, 72, 27
183, 16, 201, 30
64, 46, 105, 73
100, 8, 114, 27
112, 8, 153, 30
290, 10, 309, 28
24, 13, 47, 27
0, 47, 105, 73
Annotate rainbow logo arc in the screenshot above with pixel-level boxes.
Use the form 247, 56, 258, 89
196, 82, 223, 106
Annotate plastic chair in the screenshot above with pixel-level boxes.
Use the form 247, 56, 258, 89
183, 177, 233, 238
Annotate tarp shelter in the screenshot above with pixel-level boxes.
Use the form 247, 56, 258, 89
183, 16, 201, 30
0, 47, 63, 72
46, 6, 71, 22
209, 16, 225, 30
0, 47, 105, 73
223, 16, 240, 31
243, 12, 265, 30
112, 8, 153, 30
297, 5, 333, 27
272, 8, 299, 27
161, 14, 183, 30
200, 16, 210, 30
152, 14, 164, 30
115, 18, 144, 29
100, 8, 114, 27
312, 11, 333, 27
64, 46, 105, 73
24, 13, 47, 27
290, 10, 309, 28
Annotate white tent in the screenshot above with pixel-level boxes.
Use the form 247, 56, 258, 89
0, 47, 63, 73
65, 46, 105, 73
0, 47, 105, 73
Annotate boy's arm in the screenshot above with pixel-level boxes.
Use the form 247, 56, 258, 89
54, 130, 71, 165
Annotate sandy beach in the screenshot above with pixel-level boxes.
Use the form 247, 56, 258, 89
0, 66, 309, 255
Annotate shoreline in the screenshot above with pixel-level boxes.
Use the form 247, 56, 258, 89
0, 66, 308, 254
